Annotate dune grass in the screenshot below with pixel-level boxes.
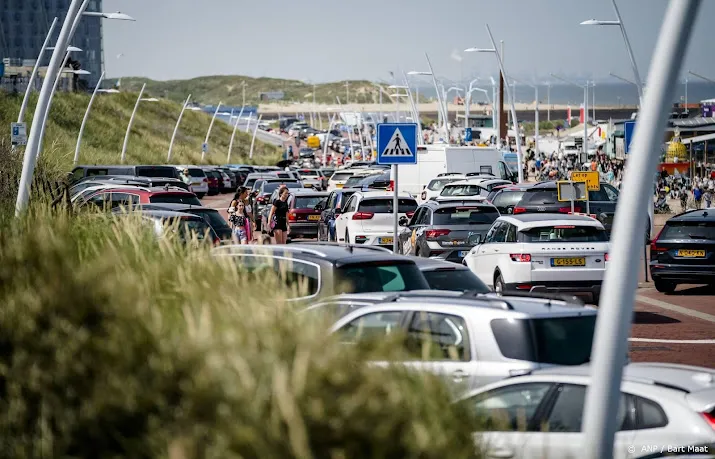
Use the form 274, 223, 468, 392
0, 91, 281, 178
0, 206, 483, 458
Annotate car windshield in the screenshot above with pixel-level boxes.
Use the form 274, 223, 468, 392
520, 189, 559, 205
330, 172, 353, 182
427, 178, 460, 191
493, 190, 526, 207
149, 194, 202, 206
422, 269, 490, 292
358, 198, 417, 214
490, 315, 596, 365
294, 196, 326, 209
440, 184, 486, 197
519, 225, 608, 243
188, 209, 230, 231
433, 206, 499, 225
135, 166, 177, 178
660, 221, 715, 240
344, 175, 375, 187
334, 262, 429, 293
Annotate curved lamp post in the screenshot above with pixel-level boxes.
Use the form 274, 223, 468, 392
167, 94, 192, 162
120, 83, 147, 163
74, 70, 106, 165
201, 102, 222, 161
248, 114, 263, 160
227, 105, 245, 164
17, 17, 58, 125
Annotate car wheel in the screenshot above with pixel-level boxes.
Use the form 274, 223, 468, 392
654, 279, 676, 294
494, 272, 506, 294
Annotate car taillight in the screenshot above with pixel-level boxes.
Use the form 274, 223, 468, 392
509, 253, 532, 262
605, 253, 610, 262
256, 196, 265, 203
386, 180, 394, 191
650, 227, 666, 252
406, 211, 415, 218
701, 411, 715, 430
202, 178, 208, 183
352, 212, 374, 220
559, 206, 582, 213
421, 191, 427, 200
513, 206, 527, 214
425, 229, 451, 240
288, 212, 297, 222
214, 237, 221, 246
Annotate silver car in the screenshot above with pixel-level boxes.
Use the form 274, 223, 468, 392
326, 291, 598, 394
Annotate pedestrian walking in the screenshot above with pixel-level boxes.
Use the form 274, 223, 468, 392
267, 187, 290, 244
694, 185, 703, 210
228, 200, 251, 245
704, 188, 712, 209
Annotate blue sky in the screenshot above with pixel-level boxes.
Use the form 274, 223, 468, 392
102, 0, 715, 84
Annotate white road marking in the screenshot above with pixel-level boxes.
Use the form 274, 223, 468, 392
635, 294, 715, 324
629, 337, 715, 344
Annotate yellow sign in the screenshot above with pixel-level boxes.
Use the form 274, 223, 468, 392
306, 136, 320, 149
570, 171, 600, 191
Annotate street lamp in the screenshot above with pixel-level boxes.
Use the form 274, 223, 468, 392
465, 24, 524, 182
249, 114, 263, 160
688, 70, 715, 84
167, 94, 192, 162
202, 102, 223, 161
82, 11, 135, 20
609, 72, 643, 104
121, 84, 158, 163
226, 105, 245, 164
512, 78, 540, 157
74, 69, 106, 165
17, 18, 58, 126
408, 69, 446, 130
551, 73, 589, 157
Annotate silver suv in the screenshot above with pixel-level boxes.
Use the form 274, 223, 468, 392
323, 291, 597, 394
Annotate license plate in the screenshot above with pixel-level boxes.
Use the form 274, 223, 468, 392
308, 215, 320, 221
551, 257, 586, 267
452, 240, 465, 246
677, 249, 706, 258
304, 184, 313, 188
336, 184, 344, 189
379, 237, 393, 245
458, 251, 468, 257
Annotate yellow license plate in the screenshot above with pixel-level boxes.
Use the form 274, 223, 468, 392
379, 237, 393, 245
308, 215, 320, 221
336, 184, 344, 188
552, 257, 586, 267
677, 249, 706, 258
304, 184, 313, 188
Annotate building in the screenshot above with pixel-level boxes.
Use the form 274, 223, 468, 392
0, 0, 103, 88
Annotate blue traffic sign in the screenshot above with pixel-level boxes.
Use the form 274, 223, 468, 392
377, 123, 418, 165
624, 121, 636, 155
465, 127, 473, 142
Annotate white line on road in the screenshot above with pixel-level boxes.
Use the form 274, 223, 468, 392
629, 337, 715, 344
635, 294, 715, 324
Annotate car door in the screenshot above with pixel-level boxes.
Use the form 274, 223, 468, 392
474, 222, 508, 286
411, 208, 432, 255
402, 310, 480, 394
335, 196, 357, 242
318, 192, 335, 240
463, 382, 556, 459
629, 395, 678, 456
332, 310, 407, 367
525, 384, 636, 459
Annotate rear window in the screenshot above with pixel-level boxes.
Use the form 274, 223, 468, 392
187, 168, 206, 178
233, 255, 320, 299
162, 218, 214, 241
433, 206, 499, 225
136, 166, 178, 179
299, 170, 320, 177
660, 221, 715, 240
294, 196, 326, 209
492, 190, 526, 207
422, 269, 490, 293
520, 189, 559, 205
440, 184, 487, 197
519, 225, 608, 243
490, 315, 596, 365
358, 198, 417, 214
335, 262, 429, 293
263, 182, 302, 194
427, 178, 460, 191
188, 209, 230, 231
149, 194, 202, 206
344, 175, 369, 188
331, 172, 353, 182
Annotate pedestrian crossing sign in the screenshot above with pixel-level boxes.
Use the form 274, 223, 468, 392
377, 123, 417, 165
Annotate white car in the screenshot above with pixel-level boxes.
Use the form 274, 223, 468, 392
419, 174, 467, 203
459, 363, 715, 459
463, 214, 609, 303
439, 179, 491, 199
334, 191, 417, 248
327, 169, 358, 191
173, 166, 209, 198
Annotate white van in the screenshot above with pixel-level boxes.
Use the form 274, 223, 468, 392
396, 145, 516, 196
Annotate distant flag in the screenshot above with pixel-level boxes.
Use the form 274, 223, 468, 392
579, 103, 585, 124
567, 106, 572, 124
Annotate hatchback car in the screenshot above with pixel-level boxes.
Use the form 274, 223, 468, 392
77, 186, 202, 210
328, 292, 597, 393
317, 188, 358, 242
650, 210, 715, 293
285, 191, 329, 239
136, 203, 232, 241
412, 257, 490, 292
173, 166, 209, 198
419, 174, 467, 203
116, 209, 220, 245
487, 184, 535, 214
459, 363, 715, 459
439, 179, 490, 199
397, 198, 500, 263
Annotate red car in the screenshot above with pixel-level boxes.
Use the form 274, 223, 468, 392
285, 190, 329, 239
78, 186, 202, 210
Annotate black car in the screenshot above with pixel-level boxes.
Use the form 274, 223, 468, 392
212, 244, 430, 305
217, 167, 238, 190
344, 172, 391, 191
397, 198, 500, 263
649, 210, 715, 293
254, 181, 303, 231
70, 175, 190, 196
136, 203, 233, 241
70, 165, 181, 184
317, 189, 358, 242
411, 257, 490, 292
204, 170, 222, 195
487, 184, 535, 214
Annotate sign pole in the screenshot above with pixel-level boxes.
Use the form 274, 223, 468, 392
586, 189, 591, 215
571, 182, 575, 214
393, 164, 399, 253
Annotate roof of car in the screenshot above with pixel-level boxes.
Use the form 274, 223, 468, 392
498, 213, 603, 227
98, 186, 194, 195
355, 190, 415, 199
133, 203, 217, 212
425, 197, 492, 207
290, 190, 329, 197
212, 243, 418, 267
410, 257, 471, 271
668, 209, 715, 222
444, 179, 489, 186
129, 210, 203, 220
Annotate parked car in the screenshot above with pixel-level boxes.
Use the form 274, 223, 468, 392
411, 257, 490, 292
285, 191, 329, 239
419, 175, 467, 203
327, 170, 357, 191
119, 209, 219, 245
649, 209, 715, 293
342, 169, 384, 189
173, 166, 209, 198
345, 172, 391, 192
459, 363, 715, 459
463, 214, 609, 303
212, 244, 430, 304
203, 170, 221, 196
334, 191, 417, 248
77, 186, 202, 210
70, 165, 181, 184
487, 184, 535, 215
439, 179, 490, 199
254, 181, 304, 231
328, 291, 597, 393
217, 167, 238, 190
70, 176, 188, 198
397, 198, 500, 263
243, 173, 277, 190
317, 189, 358, 242
295, 169, 324, 190
137, 203, 232, 241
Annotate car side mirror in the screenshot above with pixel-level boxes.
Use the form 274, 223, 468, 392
399, 216, 409, 227
468, 233, 484, 245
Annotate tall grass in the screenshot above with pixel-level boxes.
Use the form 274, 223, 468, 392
0, 207, 482, 458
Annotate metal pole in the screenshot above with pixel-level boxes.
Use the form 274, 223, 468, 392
227, 105, 244, 163
244, 112, 252, 133
583, 3, 701, 459
16, 0, 85, 216
685, 76, 688, 113
38, 51, 72, 153
323, 119, 334, 166
403, 71, 422, 143
18, 17, 58, 125
584, 85, 589, 157
547, 84, 551, 121
121, 83, 146, 163
249, 114, 262, 160
379, 86, 383, 122
167, 94, 191, 162
612, 0, 645, 102
592, 81, 596, 122
336, 96, 355, 159
202, 101, 222, 161
486, 25, 524, 183
534, 86, 540, 159
425, 53, 448, 135
392, 164, 399, 253
74, 70, 106, 165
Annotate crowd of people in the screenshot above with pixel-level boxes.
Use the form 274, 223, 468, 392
522, 147, 625, 188
656, 172, 714, 212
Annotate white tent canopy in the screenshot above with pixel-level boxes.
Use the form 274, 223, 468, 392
682, 132, 715, 145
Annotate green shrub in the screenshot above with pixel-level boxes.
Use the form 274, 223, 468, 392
0, 209, 481, 458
